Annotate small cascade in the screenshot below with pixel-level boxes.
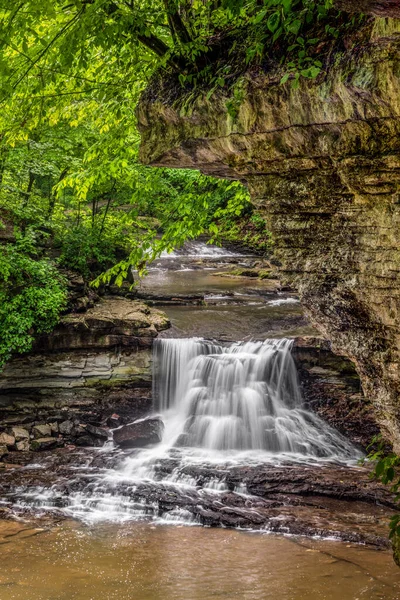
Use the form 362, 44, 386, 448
159, 240, 242, 259
152, 338, 358, 459
9, 337, 362, 525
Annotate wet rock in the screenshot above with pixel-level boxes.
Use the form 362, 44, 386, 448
75, 435, 100, 447
11, 427, 30, 442
113, 417, 164, 448
30, 438, 57, 451
135, 291, 204, 306
0, 433, 15, 447
86, 424, 109, 440
16, 440, 30, 452
0, 296, 169, 436
106, 414, 121, 427
292, 337, 380, 450
32, 424, 52, 439
59, 421, 74, 435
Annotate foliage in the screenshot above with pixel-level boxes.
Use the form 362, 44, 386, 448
216, 211, 273, 254
367, 436, 400, 540
2, 0, 356, 363
0, 0, 362, 287
0, 224, 67, 369
0, 1, 364, 130
92, 171, 252, 285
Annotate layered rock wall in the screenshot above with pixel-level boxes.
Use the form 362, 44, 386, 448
138, 19, 400, 449
0, 297, 169, 452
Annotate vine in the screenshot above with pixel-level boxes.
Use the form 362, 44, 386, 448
367, 436, 400, 540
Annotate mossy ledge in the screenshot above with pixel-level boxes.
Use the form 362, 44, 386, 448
138, 16, 400, 452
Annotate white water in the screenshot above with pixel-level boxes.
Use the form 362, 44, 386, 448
159, 240, 245, 259
152, 338, 359, 460
12, 338, 362, 525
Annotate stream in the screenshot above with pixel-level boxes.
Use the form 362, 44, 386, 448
1, 240, 399, 598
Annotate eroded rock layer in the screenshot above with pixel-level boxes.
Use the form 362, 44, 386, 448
138, 19, 400, 450
0, 297, 170, 450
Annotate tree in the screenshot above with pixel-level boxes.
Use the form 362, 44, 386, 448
0, 0, 359, 365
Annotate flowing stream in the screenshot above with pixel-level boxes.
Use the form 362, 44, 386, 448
1, 240, 399, 599
15, 336, 361, 525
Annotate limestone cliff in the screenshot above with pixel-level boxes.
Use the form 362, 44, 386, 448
138, 18, 400, 450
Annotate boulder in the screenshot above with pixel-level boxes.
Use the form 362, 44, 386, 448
113, 417, 164, 449
0, 433, 15, 447
59, 420, 74, 435
86, 424, 109, 440
75, 434, 103, 447
16, 440, 30, 452
33, 424, 52, 439
11, 427, 30, 442
49, 422, 59, 434
30, 437, 57, 451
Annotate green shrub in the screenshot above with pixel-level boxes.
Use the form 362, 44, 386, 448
0, 228, 67, 368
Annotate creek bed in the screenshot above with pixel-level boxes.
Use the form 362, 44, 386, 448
1, 239, 399, 595
0, 520, 399, 600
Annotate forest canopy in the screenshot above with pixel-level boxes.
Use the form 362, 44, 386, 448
0, 0, 351, 365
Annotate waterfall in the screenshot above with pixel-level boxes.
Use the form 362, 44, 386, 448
153, 338, 359, 459
10, 337, 362, 525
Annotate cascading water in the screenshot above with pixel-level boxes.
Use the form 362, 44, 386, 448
11, 337, 362, 525
152, 338, 359, 460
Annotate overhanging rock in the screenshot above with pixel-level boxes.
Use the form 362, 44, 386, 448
138, 18, 400, 450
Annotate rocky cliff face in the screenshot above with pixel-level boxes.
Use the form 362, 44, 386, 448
138, 18, 400, 450
0, 297, 169, 453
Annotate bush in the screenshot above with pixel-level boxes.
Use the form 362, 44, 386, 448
0, 228, 67, 368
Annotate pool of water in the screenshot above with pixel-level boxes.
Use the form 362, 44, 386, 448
0, 521, 399, 600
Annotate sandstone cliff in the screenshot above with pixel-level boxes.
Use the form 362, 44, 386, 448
138, 17, 400, 450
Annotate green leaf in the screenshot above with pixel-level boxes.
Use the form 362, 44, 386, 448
286, 19, 301, 35
282, 0, 292, 14
267, 12, 280, 33
280, 73, 291, 85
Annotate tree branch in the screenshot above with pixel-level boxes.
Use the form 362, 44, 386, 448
10, 10, 84, 92
163, 0, 192, 45
137, 33, 171, 58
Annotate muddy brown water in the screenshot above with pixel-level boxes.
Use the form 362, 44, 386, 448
141, 266, 317, 340
0, 521, 399, 600
2, 243, 400, 596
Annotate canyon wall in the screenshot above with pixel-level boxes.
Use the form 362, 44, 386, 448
138, 18, 400, 450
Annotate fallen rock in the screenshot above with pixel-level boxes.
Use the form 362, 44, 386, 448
50, 422, 59, 434
11, 427, 30, 442
30, 437, 57, 451
0, 445, 8, 458
86, 424, 109, 440
113, 417, 164, 448
59, 420, 74, 435
32, 424, 52, 439
107, 414, 121, 427
16, 440, 30, 452
74, 434, 103, 447
0, 433, 15, 447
